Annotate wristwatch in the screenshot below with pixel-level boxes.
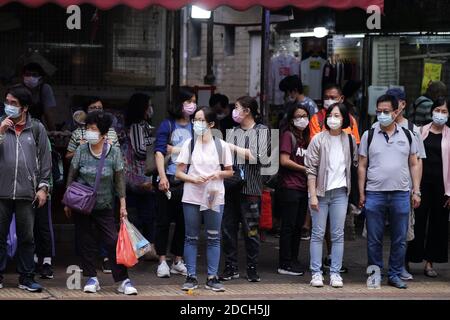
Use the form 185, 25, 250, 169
413, 191, 422, 197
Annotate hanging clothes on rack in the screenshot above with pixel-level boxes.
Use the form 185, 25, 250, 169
301, 55, 326, 100
268, 50, 300, 105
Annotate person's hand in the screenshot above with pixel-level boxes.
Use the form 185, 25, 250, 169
208, 171, 222, 181
107, 138, 113, 145
64, 206, 72, 219
444, 197, 450, 209
120, 207, 128, 220
359, 193, 366, 209
80, 139, 87, 145
412, 194, 421, 209
310, 195, 319, 212
0, 116, 13, 135
159, 176, 170, 192
192, 176, 208, 184
167, 144, 173, 155
35, 189, 47, 208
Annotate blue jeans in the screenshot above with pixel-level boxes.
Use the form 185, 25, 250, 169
365, 191, 410, 280
183, 203, 223, 277
310, 187, 348, 275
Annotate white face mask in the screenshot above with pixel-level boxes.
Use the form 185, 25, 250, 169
432, 111, 449, 126
323, 99, 339, 110
327, 116, 342, 130
85, 130, 102, 145
293, 118, 309, 129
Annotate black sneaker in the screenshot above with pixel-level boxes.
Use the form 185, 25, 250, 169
247, 266, 261, 282
205, 277, 225, 292
323, 257, 348, 273
102, 258, 112, 274
277, 265, 304, 276
219, 265, 239, 281
18, 276, 43, 292
40, 263, 54, 279
300, 228, 311, 241
181, 276, 198, 291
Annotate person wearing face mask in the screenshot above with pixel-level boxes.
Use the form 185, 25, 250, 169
175, 107, 233, 292
305, 103, 357, 288
407, 97, 450, 278
277, 104, 311, 276
358, 95, 421, 289
220, 96, 270, 283
64, 111, 138, 295
209, 93, 236, 138
21, 63, 56, 131
66, 97, 119, 161
305, 84, 360, 273
309, 83, 360, 144
153, 88, 196, 278
370, 88, 427, 282
0, 85, 52, 292
122, 93, 157, 261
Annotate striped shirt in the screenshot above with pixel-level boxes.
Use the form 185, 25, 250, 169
227, 123, 270, 196
129, 121, 154, 160
67, 127, 119, 153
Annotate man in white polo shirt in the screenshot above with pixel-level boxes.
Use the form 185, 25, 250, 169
358, 94, 422, 289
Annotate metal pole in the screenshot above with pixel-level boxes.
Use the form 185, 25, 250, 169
204, 11, 215, 85
165, 10, 173, 112
260, 8, 270, 125
172, 10, 181, 103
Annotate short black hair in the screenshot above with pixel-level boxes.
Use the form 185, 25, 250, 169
22, 62, 46, 77
376, 94, 399, 110
125, 93, 150, 127
82, 96, 102, 112
195, 106, 217, 127
324, 103, 351, 130
279, 75, 304, 94
323, 83, 343, 96
209, 93, 229, 109
6, 84, 32, 108
168, 87, 195, 119
236, 96, 261, 123
85, 111, 112, 136
431, 96, 448, 114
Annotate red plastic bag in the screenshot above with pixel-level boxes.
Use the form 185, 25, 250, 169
116, 221, 138, 268
259, 190, 273, 230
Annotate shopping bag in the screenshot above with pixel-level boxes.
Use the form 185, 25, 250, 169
259, 190, 273, 230
7, 214, 17, 259
123, 218, 151, 259
116, 221, 138, 267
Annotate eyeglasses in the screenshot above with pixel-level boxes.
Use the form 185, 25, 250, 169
4, 100, 19, 107
192, 119, 207, 124
375, 110, 392, 116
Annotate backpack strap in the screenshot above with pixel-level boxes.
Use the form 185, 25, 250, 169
348, 133, 354, 163
401, 127, 413, 146
289, 131, 298, 155
366, 128, 375, 166
213, 136, 225, 170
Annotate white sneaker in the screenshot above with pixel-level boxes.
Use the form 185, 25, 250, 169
83, 277, 100, 293
310, 273, 324, 287
170, 260, 187, 276
157, 261, 171, 278
118, 279, 138, 295
330, 273, 344, 288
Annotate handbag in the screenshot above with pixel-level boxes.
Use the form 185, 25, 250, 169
62, 142, 108, 215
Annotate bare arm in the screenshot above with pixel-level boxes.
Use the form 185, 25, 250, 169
358, 155, 368, 208
280, 153, 306, 173
228, 143, 255, 162
409, 154, 422, 209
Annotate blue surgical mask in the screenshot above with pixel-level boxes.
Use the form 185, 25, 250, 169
4, 104, 22, 119
432, 111, 448, 126
193, 121, 208, 136
23, 76, 41, 89
377, 112, 394, 127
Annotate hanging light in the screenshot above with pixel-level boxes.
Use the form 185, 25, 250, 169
313, 27, 329, 38
191, 5, 211, 19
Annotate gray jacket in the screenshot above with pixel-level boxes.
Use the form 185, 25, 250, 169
0, 115, 51, 201
305, 131, 357, 198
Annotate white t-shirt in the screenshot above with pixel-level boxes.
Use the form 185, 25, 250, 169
301, 57, 326, 100
326, 135, 347, 192
177, 137, 233, 209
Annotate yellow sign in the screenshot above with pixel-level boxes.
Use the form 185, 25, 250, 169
421, 61, 442, 94
310, 60, 321, 70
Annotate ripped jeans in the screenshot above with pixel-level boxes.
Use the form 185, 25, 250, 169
183, 203, 224, 277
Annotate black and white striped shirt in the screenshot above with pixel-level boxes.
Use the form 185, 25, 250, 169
227, 123, 271, 196
129, 121, 153, 160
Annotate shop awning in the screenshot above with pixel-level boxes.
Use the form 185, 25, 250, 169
0, 0, 383, 11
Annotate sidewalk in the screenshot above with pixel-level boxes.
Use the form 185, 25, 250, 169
1, 232, 449, 300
